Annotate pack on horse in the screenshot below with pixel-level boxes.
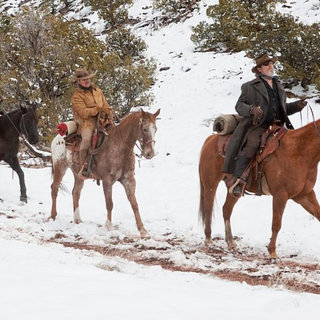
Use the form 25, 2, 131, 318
199, 118, 320, 259
50, 109, 160, 237
0, 104, 39, 202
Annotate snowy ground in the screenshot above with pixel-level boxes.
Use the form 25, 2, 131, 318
1, 0, 320, 319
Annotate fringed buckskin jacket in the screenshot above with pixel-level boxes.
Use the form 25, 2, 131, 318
71, 86, 114, 130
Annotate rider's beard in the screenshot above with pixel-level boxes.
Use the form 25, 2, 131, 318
267, 69, 275, 77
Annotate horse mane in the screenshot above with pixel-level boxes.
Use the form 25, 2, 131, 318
279, 119, 320, 161
5, 108, 21, 117
120, 111, 142, 125
287, 119, 320, 140
0, 108, 21, 129
110, 111, 142, 136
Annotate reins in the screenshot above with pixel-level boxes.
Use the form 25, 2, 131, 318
89, 112, 156, 159
119, 124, 144, 158
306, 103, 320, 139
5, 111, 28, 140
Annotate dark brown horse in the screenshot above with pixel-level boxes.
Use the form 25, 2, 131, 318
50, 109, 160, 237
199, 119, 320, 259
0, 105, 39, 202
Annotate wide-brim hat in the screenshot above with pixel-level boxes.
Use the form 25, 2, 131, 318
251, 54, 278, 73
71, 68, 96, 82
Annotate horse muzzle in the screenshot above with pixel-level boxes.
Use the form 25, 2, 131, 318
142, 149, 155, 159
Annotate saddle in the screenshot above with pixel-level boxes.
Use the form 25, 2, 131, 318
219, 125, 288, 196
63, 128, 108, 180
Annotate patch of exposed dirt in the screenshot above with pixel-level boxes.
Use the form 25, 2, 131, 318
1, 215, 319, 294
47, 235, 320, 295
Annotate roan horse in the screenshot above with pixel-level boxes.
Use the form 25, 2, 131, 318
199, 119, 320, 259
50, 109, 160, 237
0, 105, 39, 202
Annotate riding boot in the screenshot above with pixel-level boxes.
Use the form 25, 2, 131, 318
229, 178, 247, 198
79, 148, 89, 179
229, 156, 251, 198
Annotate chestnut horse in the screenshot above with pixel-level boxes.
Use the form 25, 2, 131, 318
0, 105, 39, 202
199, 119, 320, 258
50, 109, 160, 237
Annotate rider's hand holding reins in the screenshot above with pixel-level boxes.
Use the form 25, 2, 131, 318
250, 105, 263, 125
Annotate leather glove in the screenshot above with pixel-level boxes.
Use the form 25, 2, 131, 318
297, 99, 307, 111
250, 105, 263, 125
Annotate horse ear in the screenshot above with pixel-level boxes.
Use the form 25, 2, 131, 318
154, 108, 160, 119
20, 105, 27, 114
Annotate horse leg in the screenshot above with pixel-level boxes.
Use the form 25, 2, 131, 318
50, 161, 68, 221
293, 190, 320, 221
268, 194, 288, 259
72, 174, 85, 224
102, 180, 114, 230
6, 156, 27, 202
121, 176, 148, 238
223, 193, 239, 250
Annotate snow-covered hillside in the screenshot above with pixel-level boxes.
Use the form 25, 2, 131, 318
1, 1, 320, 319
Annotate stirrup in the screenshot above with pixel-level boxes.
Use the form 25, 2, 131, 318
229, 178, 246, 197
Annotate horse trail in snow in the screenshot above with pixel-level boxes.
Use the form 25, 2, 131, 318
0, 208, 320, 295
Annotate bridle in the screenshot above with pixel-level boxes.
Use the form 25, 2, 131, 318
119, 117, 156, 158
136, 134, 155, 155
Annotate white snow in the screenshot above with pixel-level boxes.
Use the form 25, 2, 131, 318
1, 0, 320, 319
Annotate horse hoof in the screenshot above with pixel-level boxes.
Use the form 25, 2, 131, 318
227, 240, 237, 251
105, 220, 114, 231
269, 252, 278, 260
204, 238, 213, 246
140, 229, 150, 239
74, 218, 83, 224
46, 216, 55, 222
270, 258, 278, 264
20, 196, 27, 203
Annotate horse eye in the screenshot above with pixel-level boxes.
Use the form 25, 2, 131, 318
143, 128, 147, 132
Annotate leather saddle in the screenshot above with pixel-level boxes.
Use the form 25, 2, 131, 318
218, 125, 288, 195
64, 129, 108, 180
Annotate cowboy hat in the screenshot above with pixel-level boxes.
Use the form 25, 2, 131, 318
251, 53, 278, 73
71, 68, 96, 82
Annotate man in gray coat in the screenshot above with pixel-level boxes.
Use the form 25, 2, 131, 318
223, 53, 307, 197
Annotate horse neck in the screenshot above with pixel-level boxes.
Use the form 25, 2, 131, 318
6, 110, 22, 135
112, 113, 141, 149
292, 119, 320, 163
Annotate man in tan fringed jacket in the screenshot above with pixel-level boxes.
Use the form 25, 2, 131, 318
71, 68, 114, 179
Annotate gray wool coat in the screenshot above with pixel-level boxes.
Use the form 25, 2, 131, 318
222, 76, 302, 174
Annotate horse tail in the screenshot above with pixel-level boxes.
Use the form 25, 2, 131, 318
198, 135, 222, 232
198, 167, 207, 225
198, 137, 214, 226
